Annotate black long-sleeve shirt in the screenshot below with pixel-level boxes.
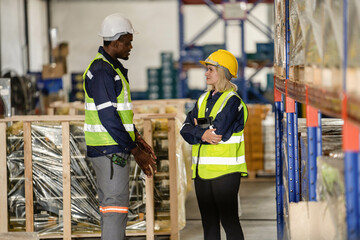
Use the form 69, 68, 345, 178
84, 47, 137, 157
180, 90, 245, 145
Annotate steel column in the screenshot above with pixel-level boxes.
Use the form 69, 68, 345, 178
239, 19, 247, 102
284, 0, 297, 203
178, 0, 186, 98
316, 111, 322, 156
345, 152, 359, 239
274, 86, 284, 240
307, 126, 317, 201
286, 111, 296, 202
294, 103, 300, 202
306, 104, 320, 201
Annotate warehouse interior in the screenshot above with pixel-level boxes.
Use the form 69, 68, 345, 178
0, 0, 358, 239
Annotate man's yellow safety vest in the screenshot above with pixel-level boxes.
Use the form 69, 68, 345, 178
83, 53, 135, 146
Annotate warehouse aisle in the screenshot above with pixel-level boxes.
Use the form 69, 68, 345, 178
180, 177, 277, 240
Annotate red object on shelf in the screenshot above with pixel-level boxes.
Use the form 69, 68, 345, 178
274, 78, 282, 102
286, 97, 295, 113
306, 105, 318, 127
182, 0, 273, 4
343, 121, 360, 151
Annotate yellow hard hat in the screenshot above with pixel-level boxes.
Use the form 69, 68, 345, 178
200, 49, 238, 78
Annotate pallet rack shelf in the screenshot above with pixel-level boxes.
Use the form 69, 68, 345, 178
178, 0, 274, 103
274, 0, 360, 239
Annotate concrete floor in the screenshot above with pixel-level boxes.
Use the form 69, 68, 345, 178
180, 178, 277, 240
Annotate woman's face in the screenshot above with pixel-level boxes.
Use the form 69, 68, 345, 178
205, 65, 219, 87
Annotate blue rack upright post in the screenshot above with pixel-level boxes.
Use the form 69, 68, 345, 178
274, 78, 284, 239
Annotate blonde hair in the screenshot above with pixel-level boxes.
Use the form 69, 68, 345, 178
208, 66, 238, 92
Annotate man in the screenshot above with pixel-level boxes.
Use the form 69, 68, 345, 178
83, 13, 157, 240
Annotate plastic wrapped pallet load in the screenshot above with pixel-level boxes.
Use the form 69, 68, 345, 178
304, 0, 324, 87
274, 0, 286, 79
316, 155, 346, 239
346, 0, 360, 123
322, 0, 343, 92
289, 0, 306, 82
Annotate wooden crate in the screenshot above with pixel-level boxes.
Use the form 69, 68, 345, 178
47, 101, 84, 115
132, 99, 194, 114
0, 113, 180, 240
47, 99, 195, 116
244, 104, 272, 173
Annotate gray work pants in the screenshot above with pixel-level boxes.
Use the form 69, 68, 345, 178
89, 155, 130, 240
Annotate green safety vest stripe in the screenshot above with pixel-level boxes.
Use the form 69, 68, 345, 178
192, 164, 248, 179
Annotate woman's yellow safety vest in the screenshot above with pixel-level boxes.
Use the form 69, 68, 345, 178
83, 53, 135, 146
192, 90, 248, 179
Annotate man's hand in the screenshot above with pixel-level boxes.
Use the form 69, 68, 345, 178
136, 132, 157, 160
131, 145, 157, 177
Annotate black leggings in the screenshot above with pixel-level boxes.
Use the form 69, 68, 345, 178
194, 173, 244, 240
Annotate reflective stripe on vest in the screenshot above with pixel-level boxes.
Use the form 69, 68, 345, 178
83, 53, 135, 146
192, 90, 248, 179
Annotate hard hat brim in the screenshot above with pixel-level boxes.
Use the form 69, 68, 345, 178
199, 60, 208, 66
199, 60, 218, 67
199, 60, 237, 79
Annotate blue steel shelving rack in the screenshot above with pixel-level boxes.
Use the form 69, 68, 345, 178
274, 0, 360, 239
178, 0, 274, 102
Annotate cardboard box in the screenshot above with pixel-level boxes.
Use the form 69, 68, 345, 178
42, 62, 64, 79
289, 201, 337, 240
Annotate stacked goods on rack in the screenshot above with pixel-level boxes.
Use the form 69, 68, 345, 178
287, 0, 306, 102
289, 0, 305, 82
275, 0, 346, 116
298, 119, 308, 200
320, 0, 343, 114
322, 0, 343, 91
303, 0, 323, 87
316, 155, 346, 239
346, 0, 360, 123
284, 118, 344, 239
262, 111, 276, 173
315, 120, 344, 239
244, 104, 272, 174
274, 0, 286, 84
297, 118, 343, 201
147, 52, 177, 100
276, 0, 345, 112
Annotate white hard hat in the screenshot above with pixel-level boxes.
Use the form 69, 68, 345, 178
99, 13, 136, 41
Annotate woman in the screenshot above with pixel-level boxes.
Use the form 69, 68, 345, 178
180, 49, 248, 240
